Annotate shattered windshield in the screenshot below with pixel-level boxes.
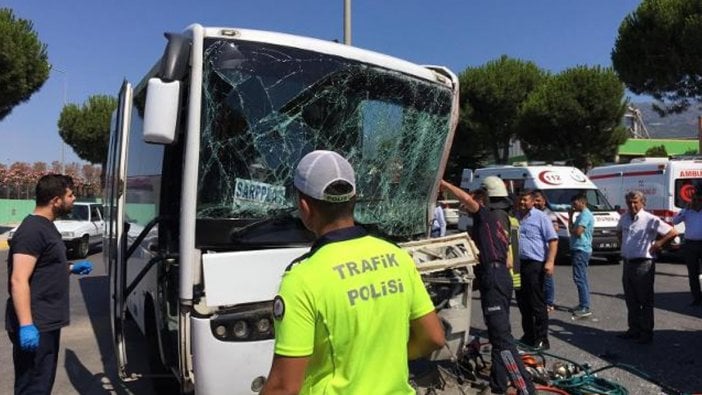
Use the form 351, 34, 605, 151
197, 38, 453, 240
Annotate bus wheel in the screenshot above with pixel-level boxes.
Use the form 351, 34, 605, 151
145, 301, 179, 393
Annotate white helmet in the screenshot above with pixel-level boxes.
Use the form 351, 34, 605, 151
480, 176, 508, 197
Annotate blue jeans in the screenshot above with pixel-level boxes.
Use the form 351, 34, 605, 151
571, 249, 592, 309
544, 275, 555, 306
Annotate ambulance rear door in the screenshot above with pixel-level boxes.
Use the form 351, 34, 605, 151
668, 160, 702, 239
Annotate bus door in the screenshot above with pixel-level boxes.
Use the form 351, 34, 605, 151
107, 80, 133, 379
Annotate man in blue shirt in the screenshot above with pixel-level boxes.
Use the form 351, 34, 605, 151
533, 190, 556, 313
672, 191, 702, 306
569, 193, 595, 318
516, 190, 558, 350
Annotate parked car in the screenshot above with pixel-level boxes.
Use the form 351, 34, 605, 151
8, 202, 104, 258
440, 199, 460, 227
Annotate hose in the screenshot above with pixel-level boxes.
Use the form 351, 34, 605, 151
519, 346, 689, 395
551, 373, 628, 395
516, 345, 627, 394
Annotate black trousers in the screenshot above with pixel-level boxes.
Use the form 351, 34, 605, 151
622, 258, 655, 336
682, 240, 702, 302
515, 259, 548, 345
8, 329, 61, 395
479, 262, 535, 394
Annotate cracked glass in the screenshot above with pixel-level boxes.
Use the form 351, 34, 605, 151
197, 38, 453, 240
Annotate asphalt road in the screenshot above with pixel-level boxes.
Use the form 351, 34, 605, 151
1, 248, 701, 394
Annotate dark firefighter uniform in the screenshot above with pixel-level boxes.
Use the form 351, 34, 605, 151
470, 206, 535, 394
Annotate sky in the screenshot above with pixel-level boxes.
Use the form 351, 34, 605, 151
0, 0, 644, 166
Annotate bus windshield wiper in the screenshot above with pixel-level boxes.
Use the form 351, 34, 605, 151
229, 207, 302, 241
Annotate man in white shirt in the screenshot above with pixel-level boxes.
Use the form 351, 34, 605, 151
616, 191, 677, 344
431, 203, 447, 237
672, 191, 702, 306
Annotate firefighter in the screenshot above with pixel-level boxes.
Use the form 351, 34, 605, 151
441, 179, 535, 395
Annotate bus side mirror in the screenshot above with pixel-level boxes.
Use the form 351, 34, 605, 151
143, 78, 180, 144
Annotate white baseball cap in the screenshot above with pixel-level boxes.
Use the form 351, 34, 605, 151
294, 150, 356, 202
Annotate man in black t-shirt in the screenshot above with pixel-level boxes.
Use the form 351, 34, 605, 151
5, 174, 93, 394
440, 180, 534, 395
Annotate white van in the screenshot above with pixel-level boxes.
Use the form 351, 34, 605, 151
588, 157, 702, 245
459, 165, 621, 262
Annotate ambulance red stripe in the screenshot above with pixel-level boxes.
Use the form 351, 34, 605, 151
588, 170, 663, 180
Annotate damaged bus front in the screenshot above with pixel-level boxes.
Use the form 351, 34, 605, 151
104, 24, 462, 393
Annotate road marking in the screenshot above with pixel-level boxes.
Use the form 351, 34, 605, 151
0, 240, 7, 251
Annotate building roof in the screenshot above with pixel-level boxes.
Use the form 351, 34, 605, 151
618, 138, 699, 155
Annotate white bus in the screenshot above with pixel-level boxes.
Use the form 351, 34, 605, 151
104, 24, 465, 393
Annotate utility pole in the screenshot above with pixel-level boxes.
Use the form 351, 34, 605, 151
344, 0, 351, 45
52, 67, 68, 173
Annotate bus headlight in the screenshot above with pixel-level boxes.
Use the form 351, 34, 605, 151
232, 321, 249, 338
215, 324, 227, 338
256, 318, 271, 334
209, 301, 275, 342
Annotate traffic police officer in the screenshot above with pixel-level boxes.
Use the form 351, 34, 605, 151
262, 150, 445, 395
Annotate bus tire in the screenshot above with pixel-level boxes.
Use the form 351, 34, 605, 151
144, 299, 179, 393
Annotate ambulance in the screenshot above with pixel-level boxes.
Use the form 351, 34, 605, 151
588, 157, 702, 245
459, 164, 621, 262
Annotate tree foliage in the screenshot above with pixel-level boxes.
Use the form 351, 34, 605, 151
443, 102, 490, 182
0, 8, 50, 121
518, 66, 628, 169
612, 0, 702, 114
458, 56, 547, 164
0, 160, 102, 199
645, 145, 668, 157
58, 95, 117, 165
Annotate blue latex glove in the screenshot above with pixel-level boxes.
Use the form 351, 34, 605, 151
19, 324, 39, 351
71, 260, 93, 275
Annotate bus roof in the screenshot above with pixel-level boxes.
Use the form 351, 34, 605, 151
197, 25, 452, 86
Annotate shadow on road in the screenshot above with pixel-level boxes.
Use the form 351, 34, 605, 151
76, 275, 157, 394
550, 318, 702, 394
589, 288, 702, 320
65, 349, 116, 395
